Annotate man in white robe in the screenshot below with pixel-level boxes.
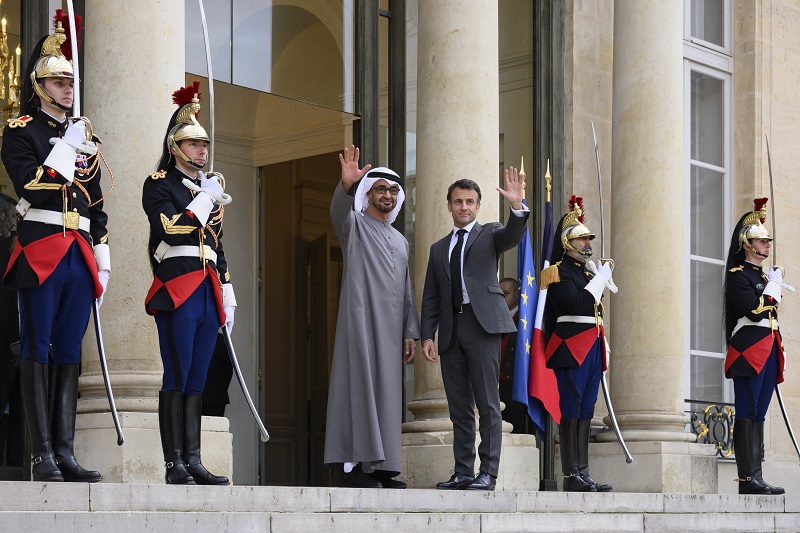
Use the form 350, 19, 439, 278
324, 145, 420, 488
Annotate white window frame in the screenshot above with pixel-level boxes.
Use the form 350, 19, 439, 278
683, 2, 733, 409
683, 0, 732, 55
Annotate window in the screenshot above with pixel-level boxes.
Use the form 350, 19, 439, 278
185, 0, 356, 113
684, 2, 732, 408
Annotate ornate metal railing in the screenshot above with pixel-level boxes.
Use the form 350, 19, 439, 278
686, 399, 735, 459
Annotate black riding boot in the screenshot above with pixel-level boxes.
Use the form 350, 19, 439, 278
753, 421, 784, 494
51, 364, 102, 482
734, 418, 770, 494
20, 361, 62, 481
183, 393, 229, 485
560, 417, 595, 492
159, 390, 195, 485
577, 418, 612, 492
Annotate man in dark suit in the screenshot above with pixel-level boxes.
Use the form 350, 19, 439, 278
421, 169, 529, 491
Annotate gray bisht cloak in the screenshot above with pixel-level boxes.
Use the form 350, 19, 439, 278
323, 181, 420, 474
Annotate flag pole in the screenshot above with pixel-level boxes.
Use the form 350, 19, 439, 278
538, 159, 558, 490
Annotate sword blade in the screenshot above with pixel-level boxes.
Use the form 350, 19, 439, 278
198, 0, 215, 172
65, 0, 81, 118
223, 325, 270, 442
775, 384, 800, 462
601, 373, 633, 463
93, 300, 124, 445
765, 135, 776, 266
592, 121, 606, 258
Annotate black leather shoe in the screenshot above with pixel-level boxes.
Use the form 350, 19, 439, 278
368, 470, 407, 489
465, 471, 496, 491
342, 465, 382, 488
436, 471, 474, 490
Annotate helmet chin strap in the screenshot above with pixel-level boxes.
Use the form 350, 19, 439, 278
32, 80, 72, 112
169, 136, 207, 172
742, 238, 769, 259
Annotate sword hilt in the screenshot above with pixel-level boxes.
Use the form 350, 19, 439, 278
68, 116, 94, 142
205, 171, 226, 191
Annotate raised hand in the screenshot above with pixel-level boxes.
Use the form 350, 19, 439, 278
496, 165, 524, 210
339, 145, 372, 192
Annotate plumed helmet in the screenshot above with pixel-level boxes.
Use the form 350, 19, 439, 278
29, 10, 81, 111
166, 82, 210, 169
560, 195, 595, 256
738, 197, 772, 256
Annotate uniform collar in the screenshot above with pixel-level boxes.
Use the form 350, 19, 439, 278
744, 260, 763, 272
564, 256, 587, 270
170, 165, 200, 183
36, 110, 68, 134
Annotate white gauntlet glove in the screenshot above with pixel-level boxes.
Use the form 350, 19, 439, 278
763, 266, 783, 304
97, 269, 110, 308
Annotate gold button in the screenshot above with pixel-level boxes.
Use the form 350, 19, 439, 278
73, 208, 78, 212
72, 192, 77, 198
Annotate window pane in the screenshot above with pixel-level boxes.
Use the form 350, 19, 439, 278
690, 354, 724, 403
232, 0, 273, 92
186, 0, 355, 113
690, 0, 725, 48
690, 261, 725, 353
186, 0, 232, 83
690, 71, 724, 167
690, 165, 724, 259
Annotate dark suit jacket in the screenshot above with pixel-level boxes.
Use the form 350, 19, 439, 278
421, 210, 529, 352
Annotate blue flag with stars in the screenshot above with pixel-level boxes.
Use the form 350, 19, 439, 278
511, 200, 545, 432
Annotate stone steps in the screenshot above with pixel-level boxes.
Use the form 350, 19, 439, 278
0, 482, 798, 532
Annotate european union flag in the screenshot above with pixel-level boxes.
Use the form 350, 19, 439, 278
511, 200, 544, 432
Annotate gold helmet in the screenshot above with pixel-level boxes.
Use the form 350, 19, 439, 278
30, 10, 80, 111
738, 197, 771, 257
561, 195, 595, 256
167, 82, 210, 169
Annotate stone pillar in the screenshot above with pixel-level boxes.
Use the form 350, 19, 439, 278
75, 1, 231, 483
402, 0, 537, 491
591, 0, 717, 493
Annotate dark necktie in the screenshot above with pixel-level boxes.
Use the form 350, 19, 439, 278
451, 229, 466, 311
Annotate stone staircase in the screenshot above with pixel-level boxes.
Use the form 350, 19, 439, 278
1, 481, 799, 532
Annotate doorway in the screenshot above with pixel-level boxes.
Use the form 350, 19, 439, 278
260, 144, 353, 487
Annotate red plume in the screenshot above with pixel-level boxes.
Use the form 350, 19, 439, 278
172, 82, 202, 107
568, 195, 586, 223
753, 197, 768, 223
53, 9, 83, 61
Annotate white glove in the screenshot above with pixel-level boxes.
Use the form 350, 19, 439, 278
64, 119, 87, 146
97, 269, 110, 308
597, 261, 613, 281
224, 306, 235, 334
768, 266, 783, 283
199, 172, 224, 197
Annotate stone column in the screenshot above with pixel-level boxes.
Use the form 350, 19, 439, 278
402, 0, 537, 491
75, 1, 231, 483
591, 0, 717, 493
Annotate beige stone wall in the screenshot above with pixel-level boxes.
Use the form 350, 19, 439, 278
562, 1, 615, 426
734, 0, 800, 493
564, 0, 614, 219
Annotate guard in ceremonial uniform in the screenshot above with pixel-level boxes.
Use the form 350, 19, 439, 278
0, 12, 108, 482
724, 198, 785, 495
540, 196, 612, 492
142, 82, 233, 485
